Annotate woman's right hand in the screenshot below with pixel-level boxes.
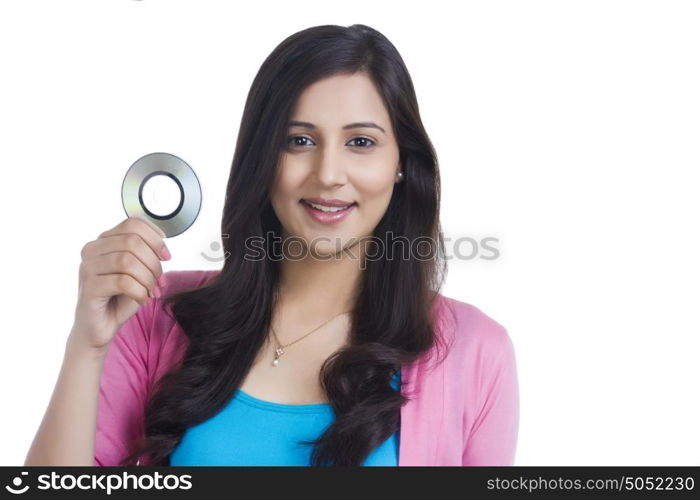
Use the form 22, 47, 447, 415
69, 216, 171, 353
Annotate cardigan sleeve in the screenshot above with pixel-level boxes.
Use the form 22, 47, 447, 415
92, 294, 157, 466
462, 326, 520, 465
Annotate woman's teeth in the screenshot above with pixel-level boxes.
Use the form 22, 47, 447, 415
305, 201, 353, 213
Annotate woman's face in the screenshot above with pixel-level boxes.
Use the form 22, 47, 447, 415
271, 72, 401, 258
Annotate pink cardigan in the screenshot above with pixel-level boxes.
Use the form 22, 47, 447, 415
94, 269, 519, 466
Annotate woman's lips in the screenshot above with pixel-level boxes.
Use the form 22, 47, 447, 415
300, 199, 357, 225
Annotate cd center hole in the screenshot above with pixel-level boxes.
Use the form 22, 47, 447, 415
141, 174, 181, 217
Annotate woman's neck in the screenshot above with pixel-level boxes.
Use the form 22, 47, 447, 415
276, 250, 362, 317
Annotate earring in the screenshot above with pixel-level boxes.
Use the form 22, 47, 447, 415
396, 171, 404, 183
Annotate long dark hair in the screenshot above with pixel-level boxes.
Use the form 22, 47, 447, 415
119, 23, 452, 466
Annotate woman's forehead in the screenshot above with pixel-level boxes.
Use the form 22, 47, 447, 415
290, 73, 389, 126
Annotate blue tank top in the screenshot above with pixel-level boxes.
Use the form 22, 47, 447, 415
170, 369, 401, 466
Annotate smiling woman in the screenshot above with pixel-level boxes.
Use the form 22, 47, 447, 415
87, 23, 520, 467
272, 71, 401, 254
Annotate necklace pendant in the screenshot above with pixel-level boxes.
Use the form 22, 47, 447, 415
272, 346, 284, 367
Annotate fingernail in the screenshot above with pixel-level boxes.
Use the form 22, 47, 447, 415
154, 287, 161, 298
161, 245, 172, 261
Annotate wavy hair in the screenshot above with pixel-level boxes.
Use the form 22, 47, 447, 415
119, 23, 451, 466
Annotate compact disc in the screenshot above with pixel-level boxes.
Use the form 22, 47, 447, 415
121, 152, 202, 238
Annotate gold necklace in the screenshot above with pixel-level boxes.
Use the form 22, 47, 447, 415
270, 310, 353, 366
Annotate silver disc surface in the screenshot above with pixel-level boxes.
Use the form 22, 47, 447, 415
121, 152, 202, 238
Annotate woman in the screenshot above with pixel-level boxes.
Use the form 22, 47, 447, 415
25, 24, 519, 467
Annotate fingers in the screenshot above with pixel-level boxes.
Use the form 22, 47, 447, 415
84, 272, 151, 307
97, 216, 170, 263
130, 215, 167, 239
82, 250, 160, 299
79, 217, 171, 301
82, 233, 165, 289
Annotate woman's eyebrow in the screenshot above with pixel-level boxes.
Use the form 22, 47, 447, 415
288, 120, 386, 135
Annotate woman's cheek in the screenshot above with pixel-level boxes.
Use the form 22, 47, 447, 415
354, 161, 396, 194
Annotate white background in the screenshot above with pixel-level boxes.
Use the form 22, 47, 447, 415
1, 0, 698, 466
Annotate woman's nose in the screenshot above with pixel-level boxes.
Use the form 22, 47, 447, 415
313, 146, 348, 186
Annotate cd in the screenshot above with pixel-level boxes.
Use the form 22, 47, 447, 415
121, 152, 202, 238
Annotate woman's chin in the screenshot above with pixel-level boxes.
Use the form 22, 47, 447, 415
297, 233, 359, 258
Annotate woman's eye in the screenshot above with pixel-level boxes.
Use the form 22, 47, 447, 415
348, 137, 376, 149
287, 136, 315, 148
